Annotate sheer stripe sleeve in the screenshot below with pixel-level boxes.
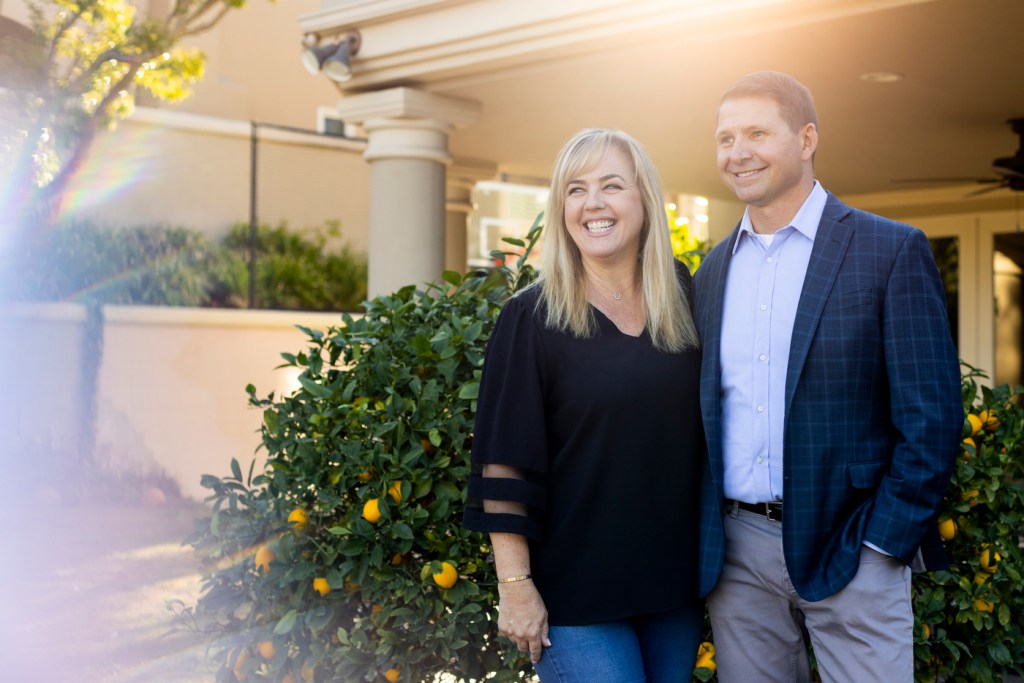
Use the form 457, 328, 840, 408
462, 290, 549, 541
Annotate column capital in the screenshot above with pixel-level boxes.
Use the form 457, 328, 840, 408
334, 87, 481, 129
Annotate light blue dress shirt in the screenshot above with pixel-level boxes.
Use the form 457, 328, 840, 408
720, 181, 827, 503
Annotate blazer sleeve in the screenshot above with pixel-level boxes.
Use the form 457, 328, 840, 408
865, 227, 963, 562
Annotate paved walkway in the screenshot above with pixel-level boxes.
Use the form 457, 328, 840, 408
0, 495, 214, 682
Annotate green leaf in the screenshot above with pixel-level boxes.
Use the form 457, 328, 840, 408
458, 381, 479, 400
273, 609, 298, 635
297, 374, 331, 398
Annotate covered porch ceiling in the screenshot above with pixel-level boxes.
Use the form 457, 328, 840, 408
300, 0, 1024, 214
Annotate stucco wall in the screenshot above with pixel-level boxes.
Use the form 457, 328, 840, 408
1, 303, 344, 501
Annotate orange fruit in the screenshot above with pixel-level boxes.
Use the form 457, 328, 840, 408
980, 545, 1001, 572
966, 413, 982, 437
391, 552, 405, 566
963, 489, 980, 507
420, 438, 434, 454
300, 661, 316, 681
922, 624, 931, 640
973, 597, 994, 613
962, 437, 975, 458
254, 545, 275, 574
979, 409, 1000, 431
313, 577, 332, 596
432, 561, 458, 589
695, 641, 716, 670
384, 668, 401, 682
357, 468, 374, 482
938, 518, 957, 541
363, 498, 382, 523
257, 640, 275, 659
388, 481, 403, 503
288, 508, 308, 531
231, 649, 250, 680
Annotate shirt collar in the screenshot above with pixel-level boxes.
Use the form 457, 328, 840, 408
733, 181, 828, 254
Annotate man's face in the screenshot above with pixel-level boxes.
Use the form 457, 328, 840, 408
715, 95, 816, 210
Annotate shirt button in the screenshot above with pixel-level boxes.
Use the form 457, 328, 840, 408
757, 405, 765, 412
757, 457, 764, 464
759, 354, 767, 361
766, 256, 774, 263
760, 304, 767, 311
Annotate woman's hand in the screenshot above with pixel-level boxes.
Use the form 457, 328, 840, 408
497, 580, 551, 663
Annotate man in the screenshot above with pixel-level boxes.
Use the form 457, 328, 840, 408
693, 70, 963, 681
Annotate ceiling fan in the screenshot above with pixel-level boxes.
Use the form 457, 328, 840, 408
892, 118, 1024, 195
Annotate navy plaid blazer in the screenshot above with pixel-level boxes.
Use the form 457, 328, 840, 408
693, 193, 963, 602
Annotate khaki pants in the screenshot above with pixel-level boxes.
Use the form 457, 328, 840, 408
708, 508, 913, 683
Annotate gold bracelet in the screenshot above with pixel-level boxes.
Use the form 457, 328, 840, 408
497, 574, 532, 583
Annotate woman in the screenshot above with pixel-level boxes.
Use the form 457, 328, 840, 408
463, 129, 704, 682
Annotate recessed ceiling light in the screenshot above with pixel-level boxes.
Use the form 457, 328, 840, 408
860, 71, 904, 83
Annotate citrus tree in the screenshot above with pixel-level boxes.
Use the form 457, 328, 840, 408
1, 0, 255, 236
182, 222, 541, 682
913, 365, 1024, 682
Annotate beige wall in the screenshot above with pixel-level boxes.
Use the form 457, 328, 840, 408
2, 303, 343, 501
56, 108, 372, 251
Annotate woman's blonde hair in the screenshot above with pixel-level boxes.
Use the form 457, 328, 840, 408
534, 128, 699, 352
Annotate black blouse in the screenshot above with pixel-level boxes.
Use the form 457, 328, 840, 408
464, 267, 704, 625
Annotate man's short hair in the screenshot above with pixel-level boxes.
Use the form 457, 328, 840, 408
720, 71, 818, 133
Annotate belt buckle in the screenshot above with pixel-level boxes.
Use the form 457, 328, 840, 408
763, 502, 783, 522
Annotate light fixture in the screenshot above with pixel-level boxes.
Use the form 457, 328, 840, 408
301, 30, 361, 83
859, 71, 903, 84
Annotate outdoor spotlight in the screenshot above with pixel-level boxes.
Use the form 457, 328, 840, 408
300, 30, 361, 83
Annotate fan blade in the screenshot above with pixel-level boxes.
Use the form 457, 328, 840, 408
965, 181, 1010, 197
890, 177, 1002, 184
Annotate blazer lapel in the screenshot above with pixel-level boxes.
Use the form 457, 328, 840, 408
700, 228, 741, 479
785, 195, 854, 408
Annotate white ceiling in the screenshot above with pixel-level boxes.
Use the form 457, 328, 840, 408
372, 0, 1024, 209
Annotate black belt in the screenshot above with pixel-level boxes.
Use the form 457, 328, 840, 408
728, 499, 783, 522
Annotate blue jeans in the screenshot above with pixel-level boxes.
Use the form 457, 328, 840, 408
532, 603, 704, 683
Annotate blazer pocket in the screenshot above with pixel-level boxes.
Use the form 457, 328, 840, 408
848, 460, 887, 489
827, 288, 873, 311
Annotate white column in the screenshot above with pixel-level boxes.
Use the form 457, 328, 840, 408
446, 160, 496, 275
334, 88, 481, 297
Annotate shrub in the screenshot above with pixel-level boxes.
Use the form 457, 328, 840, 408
182, 224, 541, 682
2, 221, 219, 306
0, 219, 368, 311
212, 221, 367, 311
912, 365, 1024, 682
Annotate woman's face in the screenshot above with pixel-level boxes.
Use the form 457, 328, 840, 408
562, 145, 645, 267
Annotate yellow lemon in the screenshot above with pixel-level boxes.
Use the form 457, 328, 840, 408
962, 437, 975, 458
391, 552, 405, 566
432, 561, 458, 589
254, 545, 275, 574
257, 640, 275, 659
938, 518, 957, 541
963, 489, 980, 507
363, 498, 382, 523
980, 545, 1001, 572
973, 597, 994, 613
384, 668, 401, 682
288, 508, 308, 531
313, 577, 332, 596
923, 624, 931, 640
388, 481, 403, 503
357, 468, 374, 482
966, 413, 982, 437
974, 572, 989, 586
